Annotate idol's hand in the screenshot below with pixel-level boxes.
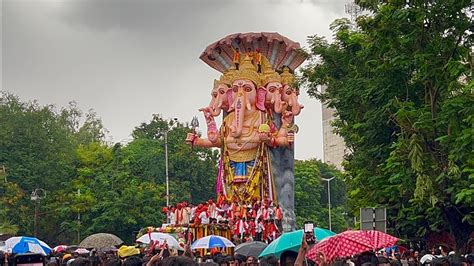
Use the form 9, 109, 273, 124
185, 133, 198, 145
281, 110, 294, 127
258, 132, 272, 142
287, 132, 295, 143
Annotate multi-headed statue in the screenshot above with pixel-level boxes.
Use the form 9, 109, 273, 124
186, 32, 307, 231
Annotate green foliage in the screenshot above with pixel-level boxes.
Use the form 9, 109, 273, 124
0, 221, 19, 235
127, 114, 219, 204
294, 159, 350, 233
303, 0, 473, 249
0, 92, 218, 244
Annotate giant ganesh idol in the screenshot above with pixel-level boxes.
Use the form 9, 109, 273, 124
186, 32, 306, 231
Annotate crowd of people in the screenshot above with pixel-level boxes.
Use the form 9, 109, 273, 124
162, 194, 283, 244
0, 241, 292, 266
329, 246, 474, 266
1, 236, 474, 266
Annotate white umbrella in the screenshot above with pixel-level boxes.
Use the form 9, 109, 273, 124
136, 232, 182, 249
74, 248, 90, 255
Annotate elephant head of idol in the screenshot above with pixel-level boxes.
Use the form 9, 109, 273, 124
207, 70, 234, 116
257, 65, 284, 114
227, 55, 263, 138
281, 66, 304, 116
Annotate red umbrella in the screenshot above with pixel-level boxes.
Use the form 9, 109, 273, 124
306, 230, 399, 263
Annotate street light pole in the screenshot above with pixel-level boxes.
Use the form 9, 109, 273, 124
30, 188, 46, 237
165, 131, 169, 208
321, 177, 335, 231
77, 188, 81, 244
163, 118, 178, 211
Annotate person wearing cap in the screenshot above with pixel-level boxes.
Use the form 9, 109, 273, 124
231, 47, 241, 70
255, 48, 262, 73
118, 246, 140, 259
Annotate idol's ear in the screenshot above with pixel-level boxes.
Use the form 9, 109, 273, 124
226, 89, 235, 112
256, 86, 267, 111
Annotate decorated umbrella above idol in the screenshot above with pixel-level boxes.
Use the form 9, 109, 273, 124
200, 32, 307, 73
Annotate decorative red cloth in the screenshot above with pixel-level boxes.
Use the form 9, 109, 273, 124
262, 207, 269, 221
234, 219, 248, 236
217, 193, 226, 207
266, 222, 278, 241
175, 208, 183, 225
248, 220, 256, 238
275, 207, 283, 220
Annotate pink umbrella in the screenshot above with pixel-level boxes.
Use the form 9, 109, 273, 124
306, 230, 399, 263
53, 245, 68, 253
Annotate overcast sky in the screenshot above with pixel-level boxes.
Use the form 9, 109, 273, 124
2, 0, 349, 160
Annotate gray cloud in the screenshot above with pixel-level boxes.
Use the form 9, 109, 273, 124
3, 0, 350, 160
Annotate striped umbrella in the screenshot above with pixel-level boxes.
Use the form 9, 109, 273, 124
191, 235, 235, 249
5, 236, 52, 255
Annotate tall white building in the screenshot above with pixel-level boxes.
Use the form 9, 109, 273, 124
321, 86, 346, 170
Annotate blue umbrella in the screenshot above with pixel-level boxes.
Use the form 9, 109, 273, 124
259, 228, 335, 258
191, 235, 235, 249
5, 236, 52, 255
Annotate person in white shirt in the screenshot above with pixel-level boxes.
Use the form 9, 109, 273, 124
169, 209, 176, 225
199, 210, 209, 224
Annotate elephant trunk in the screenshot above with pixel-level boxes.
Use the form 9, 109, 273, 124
210, 97, 222, 116
273, 92, 284, 114
291, 103, 303, 116
230, 93, 246, 138
287, 91, 302, 116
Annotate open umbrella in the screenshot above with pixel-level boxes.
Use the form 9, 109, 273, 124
65, 245, 79, 252
79, 233, 123, 249
420, 254, 436, 264
98, 246, 118, 253
53, 245, 68, 253
306, 230, 399, 263
259, 228, 335, 258
191, 235, 235, 249
74, 248, 90, 255
136, 233, 182, 250
5, 236, 52, 255
235, 241, 267, 258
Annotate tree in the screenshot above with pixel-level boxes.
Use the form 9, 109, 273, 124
127, 114, 219, 204
0, 92, 107, 243
0, 92, 220, 244
294, 159, 350, 233
303, 0, 473, 250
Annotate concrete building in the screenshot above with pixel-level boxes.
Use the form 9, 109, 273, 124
321, 86, 346, 170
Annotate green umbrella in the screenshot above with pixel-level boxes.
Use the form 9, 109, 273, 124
258, 228, 335, 259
